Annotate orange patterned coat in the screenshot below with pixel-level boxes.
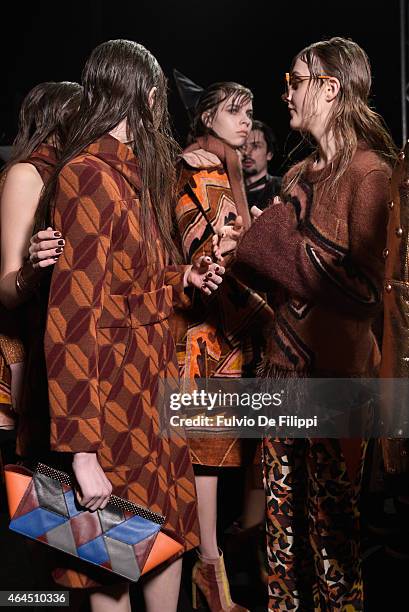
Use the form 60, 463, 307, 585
44, 134, 199, 586
173, 160, 273, 466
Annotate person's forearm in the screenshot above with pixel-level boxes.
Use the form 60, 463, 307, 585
0, 262, 41, 309
0, 271, 22, 309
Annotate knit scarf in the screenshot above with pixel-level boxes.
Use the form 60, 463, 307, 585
184, 135, 251, 229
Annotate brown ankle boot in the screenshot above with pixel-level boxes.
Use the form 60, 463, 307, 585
191, 549, 249, 611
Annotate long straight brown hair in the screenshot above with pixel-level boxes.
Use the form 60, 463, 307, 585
283, 37, 397, 196
35, 39, 180, 262
5, 81, 82, 168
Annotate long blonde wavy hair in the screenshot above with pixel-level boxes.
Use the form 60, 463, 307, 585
283, 37, 397, 196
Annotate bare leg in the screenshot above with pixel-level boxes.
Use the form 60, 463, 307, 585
192, 475, 248, 611
195, 475, 219, 558
89, 583, 131, 612
143, 557, 182, 612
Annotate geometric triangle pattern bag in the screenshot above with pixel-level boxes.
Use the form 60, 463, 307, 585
4, 463, 183, 582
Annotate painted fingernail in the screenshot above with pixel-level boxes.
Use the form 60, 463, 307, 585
215, 266, 220, 272
53, 256, 59, 260
207, 272, 212, 278
57, 239, 64, 246
55, 247, 63, 253
53, 232, 61, 237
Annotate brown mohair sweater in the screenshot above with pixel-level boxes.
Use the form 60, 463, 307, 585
234, 145, 391, 376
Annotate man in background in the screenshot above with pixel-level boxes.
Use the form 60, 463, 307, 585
241, 120, 281, 211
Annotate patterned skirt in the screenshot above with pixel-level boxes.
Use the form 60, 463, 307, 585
0, 353, 14, 428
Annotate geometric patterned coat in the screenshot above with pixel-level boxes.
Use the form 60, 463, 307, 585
44, 134, 199, 587
173, 156, 273, 466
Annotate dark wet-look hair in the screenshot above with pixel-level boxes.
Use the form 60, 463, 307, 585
35, 39, 179, 262
7, 81, 82, 167
190, 81, 253, 141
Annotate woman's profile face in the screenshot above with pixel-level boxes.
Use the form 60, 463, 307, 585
285, 58, 328, 134
203, 94, 253, 147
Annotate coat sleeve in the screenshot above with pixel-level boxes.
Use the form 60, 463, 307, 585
174, 172, 215, 267
234, 169, 389, 319
166, 171, 210, 309
44, 167, 115, 453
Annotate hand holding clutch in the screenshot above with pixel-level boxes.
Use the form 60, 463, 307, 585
5, 463, 183, 582
72, 452, 112, 511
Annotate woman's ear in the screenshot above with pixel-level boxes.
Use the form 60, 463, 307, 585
148, 86, 157, 109
325, 77, 341, 102
201, 111, 212, 129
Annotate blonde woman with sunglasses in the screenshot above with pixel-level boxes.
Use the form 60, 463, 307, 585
219, 37, 397, 610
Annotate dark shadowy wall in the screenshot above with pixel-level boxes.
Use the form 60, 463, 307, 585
0, 0, 402, 172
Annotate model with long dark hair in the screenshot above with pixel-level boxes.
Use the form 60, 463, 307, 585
34, 39, 223, 612
0, 81, 82, 433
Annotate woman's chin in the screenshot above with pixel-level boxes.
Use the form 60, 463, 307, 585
289, 116, 300, 130
219, 133, 247, 149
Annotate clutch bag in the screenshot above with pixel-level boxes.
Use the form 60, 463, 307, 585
4, 463, 183, 582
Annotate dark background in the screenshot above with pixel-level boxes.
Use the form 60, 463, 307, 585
0, 0, 404, 171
